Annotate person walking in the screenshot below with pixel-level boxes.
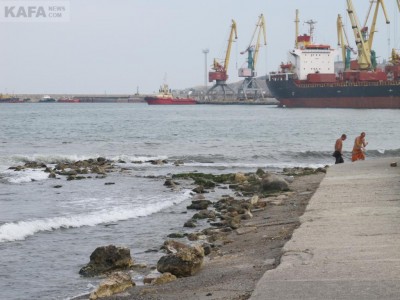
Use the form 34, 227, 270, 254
352, 132, 368, 162
333, 134, 346, 164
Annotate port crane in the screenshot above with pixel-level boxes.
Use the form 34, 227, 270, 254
337, 14, 356, 70
363, 0, 390, 69
389, 1, 400, 65
237, 14, 267, 100
346, 0, 389, 70
206, 20, 237, 100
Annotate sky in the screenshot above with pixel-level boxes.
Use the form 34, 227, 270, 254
0, 0, 399, 94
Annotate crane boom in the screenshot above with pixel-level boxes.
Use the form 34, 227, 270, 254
253, 14, 267, 71
346, 0, 372, 70
224, 20, 238, 72
240, 14, 266, 72
207, 19, 238, 100
337, 14, 356, 70
366, 0, 390, 52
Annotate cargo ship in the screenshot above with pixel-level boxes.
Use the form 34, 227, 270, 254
144, 84, 196, 105
266, 10, 400, 109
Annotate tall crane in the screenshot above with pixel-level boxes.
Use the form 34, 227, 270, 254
237, 14, 267, 100
362, 0, 390, 63
346, 0, 389, 70
337, 14, 356, 70
206, 20, 238, 100
346, 0, 373, 70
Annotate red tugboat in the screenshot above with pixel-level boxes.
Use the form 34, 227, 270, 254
144, 84, 196, 105
57, 97, 80, 103
267, 5, 400, 109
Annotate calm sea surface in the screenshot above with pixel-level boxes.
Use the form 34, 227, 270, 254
0, 103, 399, 299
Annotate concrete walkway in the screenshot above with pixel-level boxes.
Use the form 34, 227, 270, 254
250, 157, 400, 300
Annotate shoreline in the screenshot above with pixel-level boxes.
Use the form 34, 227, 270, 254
74, 168, 326, 300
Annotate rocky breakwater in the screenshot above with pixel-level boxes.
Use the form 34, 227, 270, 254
54, 164, 325, 299
8, 157, 116, 183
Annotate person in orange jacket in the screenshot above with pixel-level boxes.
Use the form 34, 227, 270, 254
352, 132, 368, 162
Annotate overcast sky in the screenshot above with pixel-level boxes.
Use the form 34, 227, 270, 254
0, 0, 399, 94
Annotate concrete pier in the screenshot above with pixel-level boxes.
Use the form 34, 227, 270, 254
250, 157, 400, 300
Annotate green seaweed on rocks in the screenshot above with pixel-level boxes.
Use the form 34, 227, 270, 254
172, 173, 235, 187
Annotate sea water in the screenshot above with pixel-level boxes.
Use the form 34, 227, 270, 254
0, 103, 399, 299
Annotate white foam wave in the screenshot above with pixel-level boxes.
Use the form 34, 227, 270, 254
10, 154, 169, 165
4, 169, 50, 184
111, 155, 168, 163
0, 190, 192, 243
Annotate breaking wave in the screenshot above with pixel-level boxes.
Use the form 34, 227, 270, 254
0, 190, 192, 243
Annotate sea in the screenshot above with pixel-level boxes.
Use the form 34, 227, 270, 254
0, 103, 399, 300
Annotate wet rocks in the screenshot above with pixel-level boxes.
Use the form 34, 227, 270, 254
89, 271, 134, 300
157, 244, 205, 277
9, 157, 116, 181
187, 199, 212, 210
260, 173, 289, 192
79, 245, 133, 277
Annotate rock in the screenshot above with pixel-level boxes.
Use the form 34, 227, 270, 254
183, 219, 197, 228
79, 245, 133, 277
390, 162, 397, 167
163, 178, 176, 187
89, 272, 134, 300
202, 243, 212, 256
192, 209, 216, 220
97, 157, 107, 164
250, 195, 259, 205
161, 240, 190, 254
152, 272, 177, 285
157, 245, 204, 277
256, 168, 266, 176
167, 232, 185, 239
224, 215, 241, 229
261, 173, 289, 192
192, 185, 205, 194
234, 172, 247, 183
187, 199, 211, 210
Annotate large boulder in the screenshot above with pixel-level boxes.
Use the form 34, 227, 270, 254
89, 272, 134, 299
261, 173, 289, 192
157, 244, 204, 277
79, 245, 133, 277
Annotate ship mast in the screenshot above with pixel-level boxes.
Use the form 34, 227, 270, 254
304, 19, 317, 44
295, 9, 299, 48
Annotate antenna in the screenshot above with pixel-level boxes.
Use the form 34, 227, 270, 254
304, 19, 317, 43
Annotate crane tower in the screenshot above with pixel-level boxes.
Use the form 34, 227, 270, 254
237, 14, 267, 100
206, 20, 237, 100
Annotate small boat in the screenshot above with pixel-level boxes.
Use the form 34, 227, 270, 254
57, 97, 80, 103
39, 95, 56, 103
144, 84, 196, 105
